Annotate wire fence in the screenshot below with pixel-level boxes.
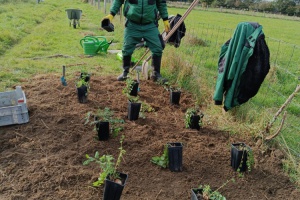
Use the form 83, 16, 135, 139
175, 22, 300, 163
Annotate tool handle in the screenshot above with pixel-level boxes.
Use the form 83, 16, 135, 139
63, 65, 66, 76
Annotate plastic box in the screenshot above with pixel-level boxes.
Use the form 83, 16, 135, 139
0, 86, 29, 126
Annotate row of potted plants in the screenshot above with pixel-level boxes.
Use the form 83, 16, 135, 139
150, 142, 253, 199
78, 73, 254, 199
83, 141, 253, 200
76, 73, 204, 129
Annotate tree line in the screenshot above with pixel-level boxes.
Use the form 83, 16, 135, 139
174, 0, 300, 16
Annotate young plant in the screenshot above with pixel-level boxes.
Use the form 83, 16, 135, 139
196, 179, 234, 200
122, 76, 138, 97
83, 135, 126, 186
237, 144, 254, 174
80, 70, 91, 82
141, 101, 155, 113
128, 95, 140, 103
184, 107, 204, 128
84, 107, 124, 137
76, 78, 89, 88
247, 150, 255, 172
151, 144, 169, 168
169, 85, 181, 92
200, 184, 226, 200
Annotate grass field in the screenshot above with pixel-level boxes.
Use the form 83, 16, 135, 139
0, 0, 300, 184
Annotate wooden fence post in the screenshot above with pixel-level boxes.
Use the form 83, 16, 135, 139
104, 0, 107, 14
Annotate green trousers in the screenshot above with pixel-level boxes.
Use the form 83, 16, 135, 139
122, 20, 164, 57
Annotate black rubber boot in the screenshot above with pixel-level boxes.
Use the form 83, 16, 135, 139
151, 55, 168, 84
117, 55, 131, 81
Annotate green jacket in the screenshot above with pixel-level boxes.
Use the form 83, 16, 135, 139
110, 0, 168, 24
213, 22, 264, 111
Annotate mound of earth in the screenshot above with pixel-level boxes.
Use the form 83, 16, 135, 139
0, 74, 299, 200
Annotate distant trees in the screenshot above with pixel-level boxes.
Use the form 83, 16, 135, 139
167, 0, 299, 16
194, 0, 300, 16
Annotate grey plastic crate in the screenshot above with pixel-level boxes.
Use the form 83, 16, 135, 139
0, 86, 29, 126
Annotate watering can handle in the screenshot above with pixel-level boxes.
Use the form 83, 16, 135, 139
95, 36, 108, 42
79, 38, 84, 47
84, 36, 100, 43
80, 37, 98, 48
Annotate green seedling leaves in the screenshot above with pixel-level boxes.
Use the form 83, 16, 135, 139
151, 145, 169, 168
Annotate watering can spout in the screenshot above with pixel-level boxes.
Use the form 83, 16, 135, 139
108, 39, 114, 44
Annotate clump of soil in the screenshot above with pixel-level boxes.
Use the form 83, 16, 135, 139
0, 74, 299, 200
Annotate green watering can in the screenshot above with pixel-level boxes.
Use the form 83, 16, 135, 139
80, 36, 113, 55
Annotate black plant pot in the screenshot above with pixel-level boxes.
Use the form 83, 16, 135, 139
170, 91, 181, 105
189, 115, 201, 130
167, 142, 183, 172
191, 188, 204, 200
96, 121, 109, 141
128, 101, 141, 121
129, 81, 139, 96
77, 85, 88, 103
103, 172, 128, 200
101, 18, 114, 32
231, 143, 251, 172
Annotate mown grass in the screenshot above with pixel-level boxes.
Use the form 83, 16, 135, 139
0, 0, 300, 185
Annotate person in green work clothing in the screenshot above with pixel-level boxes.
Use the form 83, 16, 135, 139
102, 0, 170, 82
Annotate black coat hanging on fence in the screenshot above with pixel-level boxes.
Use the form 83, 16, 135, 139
213, 22, 270, 111
167, 14, 186, 48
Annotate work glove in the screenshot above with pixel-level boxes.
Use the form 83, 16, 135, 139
102, 14, 114, 22
163, 20, 170, 33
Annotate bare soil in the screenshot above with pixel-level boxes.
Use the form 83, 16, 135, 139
0, 74, 299, 200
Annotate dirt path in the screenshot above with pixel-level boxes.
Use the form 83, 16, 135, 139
0, 74, 299, 200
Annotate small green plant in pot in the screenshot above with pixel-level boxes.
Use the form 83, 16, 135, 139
191, 179, 234, 200
231, 143, 254, 174
84, 107, 124, 140
122, 76, 139, 97
151, 142, 183, 172
185, 107, 204, 130
193, 185, 226, 200
83, 135, 128, 200
169, 86, 181, 105
76, 76, 90, 103
127, 96, 142, 121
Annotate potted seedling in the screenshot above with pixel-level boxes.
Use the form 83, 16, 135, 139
191, 185, 225, 200
191, 179, 234, 200
169, 86, 181, 105
83, 135, 128, 200
231, 143, 254, 173
151, 142, 183, 172
122, 76, 139, 97
76, 77, 89, 103
185, 107, 204, 130
84, 107, 124, 140
167, 142, 183, 172
127, 96, 141, 121
162, 82, 181, 105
